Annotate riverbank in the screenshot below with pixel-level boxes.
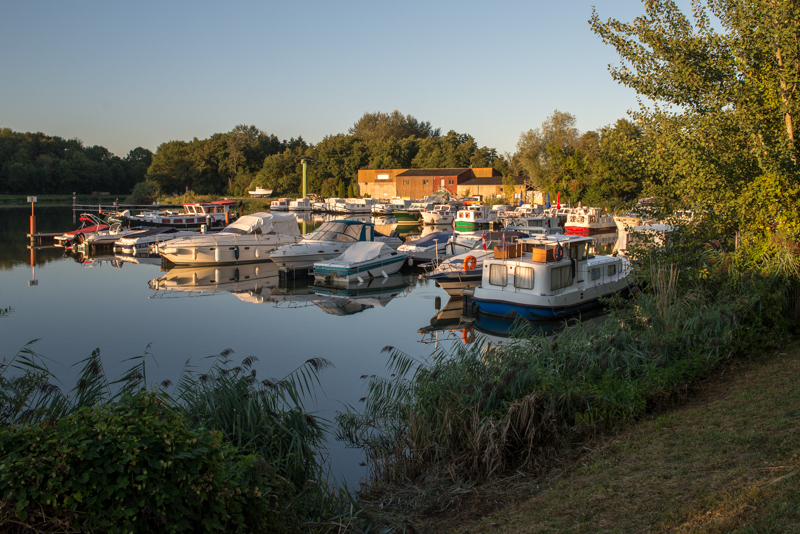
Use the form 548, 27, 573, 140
410, 342, 799, 533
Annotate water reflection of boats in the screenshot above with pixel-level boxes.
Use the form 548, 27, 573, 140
470, 306, 608, 338
312, 273, 410, 315
115, 252, 163, 266
64, 249, 124, 268
418, 296, 466, 334
148, 262, 281, 296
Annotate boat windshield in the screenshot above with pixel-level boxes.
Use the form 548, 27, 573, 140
219, 227, 248, 235
305, 221, 362, 242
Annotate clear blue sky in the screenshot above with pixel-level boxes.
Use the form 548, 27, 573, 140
1, 0, 682, 158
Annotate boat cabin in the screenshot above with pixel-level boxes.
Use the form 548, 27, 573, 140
304, 220, 376, 242
183, 200, 236, 216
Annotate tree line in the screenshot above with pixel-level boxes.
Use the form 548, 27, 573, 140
0, 109, 650, 207
0, 128, 152, 195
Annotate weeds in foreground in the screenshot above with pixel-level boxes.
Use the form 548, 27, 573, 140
0, 345, 365, 533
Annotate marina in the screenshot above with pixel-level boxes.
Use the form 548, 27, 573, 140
1, 203, 626, 487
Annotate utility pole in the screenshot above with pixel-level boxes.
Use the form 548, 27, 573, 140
300, 158, 318, 198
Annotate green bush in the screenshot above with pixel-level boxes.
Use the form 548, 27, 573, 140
126, 181, 160, 204
0, 392, 301, 533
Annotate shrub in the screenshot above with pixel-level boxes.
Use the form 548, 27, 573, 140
0, 392, 300, 533
126, 181, 160, 204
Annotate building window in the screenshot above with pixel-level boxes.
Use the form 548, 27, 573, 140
422, 179, 430, 185
403, 180, 409, 185
550, 265, 573, 290
448, 179, 454, 185
489, 264, 508, 287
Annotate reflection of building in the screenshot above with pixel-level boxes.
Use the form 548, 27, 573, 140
358, 167, 543, 202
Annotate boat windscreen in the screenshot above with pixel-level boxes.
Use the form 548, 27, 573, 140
219, 227, 247, 235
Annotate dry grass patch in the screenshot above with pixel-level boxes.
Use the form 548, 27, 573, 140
425, 346, 800, 534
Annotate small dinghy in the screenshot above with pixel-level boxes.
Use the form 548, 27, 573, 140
313, 242, 408, 284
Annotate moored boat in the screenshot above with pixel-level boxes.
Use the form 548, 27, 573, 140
270, 220, 403, 269
564, 207, 617, 236
158, 212, 302, 265
397, 231, 453, 264
313, 242, 408, 283
470, 234, 632, 320
54, 214, 110, 247
454, 205, 497, 230
116, 200, 237, 229
421, 204, 459, 225
270, 198, 292, 211
114, 227, 197, 254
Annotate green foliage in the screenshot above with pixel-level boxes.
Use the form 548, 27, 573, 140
0, 128, 151, 195
590, 0, 800, 234
0, 347, 354, 532
349, 110, 440, 141
337, 228, 798, 485
0, 392, 301, 533
126, 181, 160, 204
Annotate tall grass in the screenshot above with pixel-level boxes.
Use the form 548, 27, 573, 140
0, 344, 361, 531
337, 227, 798, 491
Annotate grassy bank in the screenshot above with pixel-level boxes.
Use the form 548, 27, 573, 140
430, 344, 800, 533
0, 195, 102, 206
335, 227, 798, 530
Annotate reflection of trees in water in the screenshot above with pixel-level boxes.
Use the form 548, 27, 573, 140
0, 206, 76, 269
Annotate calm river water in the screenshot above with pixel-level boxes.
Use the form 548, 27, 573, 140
0, 205, 619, 487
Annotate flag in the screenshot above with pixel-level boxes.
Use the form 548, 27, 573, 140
545, 192, 551, 208
556, 192, 561, 209
482, 231, 486, 251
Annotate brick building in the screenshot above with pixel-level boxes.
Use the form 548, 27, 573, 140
358, 167, 499, 198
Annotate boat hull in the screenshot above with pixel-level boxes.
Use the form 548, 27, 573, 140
454, 221, 490, 231
160, 236, 299, 266
473, 286, 632, 320
564, 225, 617, 236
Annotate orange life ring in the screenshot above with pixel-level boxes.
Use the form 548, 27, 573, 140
462, 328, 475, 344
463, 255, 477, 271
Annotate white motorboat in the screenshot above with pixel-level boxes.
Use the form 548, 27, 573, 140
313, 242, 408, 283
158, 212, 302, 265
470, 234, 632, 320
454, 205, 497, 230
270, 220, 403, 269
332, 198, 380, 214
372, 198, 411, 215
116, 200, 237, 228
421, 204, 459, 225
423, 233, 527, 295
54, 213, 111, 247
564, 207, 617, 236
288, 198, 313, 211
248, 187, 273, 198
270, 198, 292, 211
82, 222, 146, 246
114, 227, 198, 254
397, 231, 453, 265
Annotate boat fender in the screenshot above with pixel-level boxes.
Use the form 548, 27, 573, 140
408, 258, 414, 267
214, 247, 221, 262
192, 247, 197, 261
214, 268, 221, 284
463, 255, 477, 271
462, 328, 475, 344
233, 246, 239, 260
555, 243, 564, 261
254, 247, 260, 259
571, 257, 577, 279
76, 233, 85, 245
233, 268, 239, 282
382, 270, 388, 278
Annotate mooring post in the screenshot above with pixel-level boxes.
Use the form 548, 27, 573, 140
28, 196, 37, 241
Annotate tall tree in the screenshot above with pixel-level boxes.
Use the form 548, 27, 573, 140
516, 110, 581, 191
591, 0, 800, 232
349, 110, 441, 141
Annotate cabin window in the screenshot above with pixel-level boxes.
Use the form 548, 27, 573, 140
550, 265, 573, 290
607, 263, 617, 276
590, 267, 602, 281
589, 216, 597, 223
489, 264, 508, 287
514, 267, 535, 289
345, 225, 362, 240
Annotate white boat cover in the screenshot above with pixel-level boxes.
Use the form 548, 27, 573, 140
224, 212, 301, 235
335, 242, 389, 264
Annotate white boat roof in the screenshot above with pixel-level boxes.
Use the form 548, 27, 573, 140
517, 234, 595, 245
335, 241, 391, 263
224, 212, 300, 235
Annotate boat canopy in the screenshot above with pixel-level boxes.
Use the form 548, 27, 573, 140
305, 221, 371, 242
220, 212, 300, 235
405, 232, 454, 247
335, 242, 390, 264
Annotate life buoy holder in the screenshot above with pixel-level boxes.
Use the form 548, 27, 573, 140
555, 243, 564, 261
462, 328, 475, 344
463, 255, 477, 271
